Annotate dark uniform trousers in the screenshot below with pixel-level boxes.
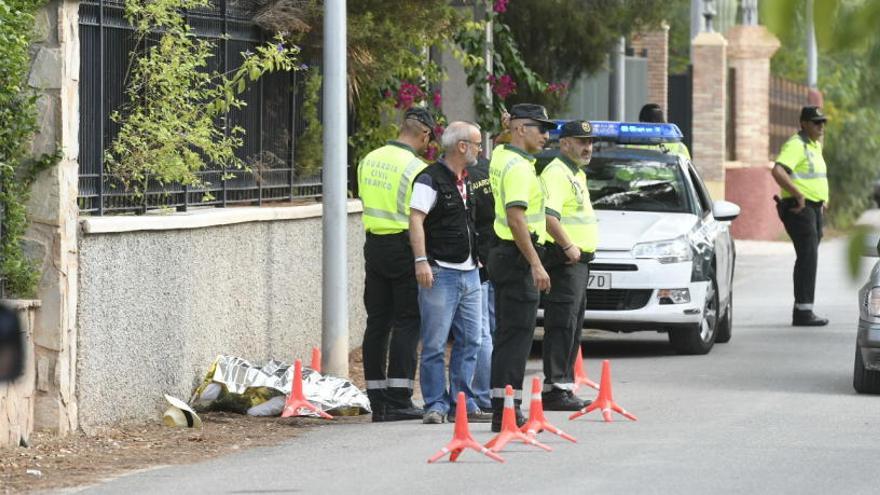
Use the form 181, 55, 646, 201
362, 231, 420, 410
776, 199, 824, 305
542, 255, 589, 391
487, 240, 542, 411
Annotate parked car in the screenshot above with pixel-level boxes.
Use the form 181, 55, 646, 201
535, 121, 740, 355
854, 235, 880, 393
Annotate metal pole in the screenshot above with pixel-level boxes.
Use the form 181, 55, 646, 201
743, 0, 758, 26
806, 0, 818, 89
609, 36, 625, 121
483, 8, 493, 157
321, 0, 349, 377
690, 0, 703, 60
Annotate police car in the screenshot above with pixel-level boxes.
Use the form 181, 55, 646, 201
536, 121, 740, 355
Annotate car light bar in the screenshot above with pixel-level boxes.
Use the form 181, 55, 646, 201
549, 120, 683, 144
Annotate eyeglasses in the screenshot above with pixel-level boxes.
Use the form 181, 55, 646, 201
459, 140, 483, 149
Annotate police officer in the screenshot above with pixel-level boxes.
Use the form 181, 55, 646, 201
771, 106, 830, 326
638, 103, 691, 160
358, 107, 435, 421
539, 120, 598, 410
487, 103, 556, 432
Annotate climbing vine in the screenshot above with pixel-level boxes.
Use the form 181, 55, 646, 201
106, 0, 302, 199
0, 0, 59, 298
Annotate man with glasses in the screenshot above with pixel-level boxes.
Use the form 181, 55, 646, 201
486, 103, 556, 432
539, 120, 598, 410
358, 107, 436, 421
771, 106, 830, 326
409, 121, 491, 424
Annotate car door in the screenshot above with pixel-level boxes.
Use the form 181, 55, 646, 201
685, 163, 733, 305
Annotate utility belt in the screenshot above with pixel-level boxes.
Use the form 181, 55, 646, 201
543, 242, 595, 269
496, 231, 545, 258
773, 195, 824, 209
366, 230, 408, 238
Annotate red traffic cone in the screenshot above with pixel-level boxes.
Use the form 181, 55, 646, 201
281, 359, 333, 420
572, 346, 599, 392
310, 346, 322, 374
484, 385, 552, 453
569, 359, 637, 422
520, 377, 577, 443
427, 392, 505, 464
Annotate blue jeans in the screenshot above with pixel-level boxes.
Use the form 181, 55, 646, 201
418, 266, 483, 415
472, 281, 495, 410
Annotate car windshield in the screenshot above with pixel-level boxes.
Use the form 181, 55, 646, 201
585, 157, 690, 213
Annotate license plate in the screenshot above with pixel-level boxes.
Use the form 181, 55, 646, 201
588, 272, 611, 290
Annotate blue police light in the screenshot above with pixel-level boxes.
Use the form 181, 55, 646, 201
549, 120, 683, 145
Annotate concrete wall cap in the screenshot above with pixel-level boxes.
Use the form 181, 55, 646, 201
692, 31, 728, 47
0, 300, 42, 310
81, 200, 365, 235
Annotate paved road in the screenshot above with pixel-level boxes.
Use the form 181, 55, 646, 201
75, 239, 880, 495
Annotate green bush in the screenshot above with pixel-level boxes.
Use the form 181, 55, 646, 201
0, 0, 58, 298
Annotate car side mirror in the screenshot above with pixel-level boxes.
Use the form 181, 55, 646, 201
0, 303, 24, 382
712, 200, 741, 222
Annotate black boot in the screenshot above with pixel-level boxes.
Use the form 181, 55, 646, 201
542, 389, 586, 411
490, 403, 526, 432
792, 309, 829, 327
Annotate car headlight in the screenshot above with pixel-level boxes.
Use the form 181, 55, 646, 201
867, 287, 880, 317
632, 236, 693, 263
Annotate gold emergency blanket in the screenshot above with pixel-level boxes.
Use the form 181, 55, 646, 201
192, 355, 371, 416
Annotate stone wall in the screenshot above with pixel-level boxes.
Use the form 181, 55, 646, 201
75, 204, 367, 431
0, 300, 40, 448
24, 0, 80, 435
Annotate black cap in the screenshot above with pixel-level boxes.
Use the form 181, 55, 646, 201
799, 106, 827, 123
559, 120, 594, 139
509, 103, 556, 129
638, 103, 665, 123
404, 107, 437, 137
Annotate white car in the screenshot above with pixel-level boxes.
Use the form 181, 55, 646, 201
536, 122, 740, 355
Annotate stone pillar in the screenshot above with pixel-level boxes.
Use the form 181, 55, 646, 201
691, 31, 727, 199
631, 23, 669, 114
723, 24, 785, 240
25, 0, 80, 434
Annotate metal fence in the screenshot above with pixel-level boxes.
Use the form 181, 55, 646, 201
78, 0, 321, 215
769, 75, 810, 160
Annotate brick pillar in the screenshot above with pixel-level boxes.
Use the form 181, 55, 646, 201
25, 0, 80, 434
631, 23, 669, 114
691, 32, 727, 199
724, 25, 783, 240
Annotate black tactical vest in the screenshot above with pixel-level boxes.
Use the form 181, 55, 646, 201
419, 162, 477, 264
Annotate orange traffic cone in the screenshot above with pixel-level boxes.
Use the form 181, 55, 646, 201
569, 359, 637, 422
520, 377, 577, 443
572, 346, 599, 392
484, 385, 552, 453
427, 392, 505, 464
310, 346, 322, 374
281, 359, 333, 420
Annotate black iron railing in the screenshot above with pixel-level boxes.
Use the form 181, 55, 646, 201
78, 0, 321, 215
769, 76, 810, 160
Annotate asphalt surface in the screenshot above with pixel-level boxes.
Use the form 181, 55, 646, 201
73, 239, 880, 495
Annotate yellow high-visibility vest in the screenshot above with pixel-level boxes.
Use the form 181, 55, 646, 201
540, 155, 598, 253
776, 133, 829, 203
489, 144, 546, 243
357, 141, 426, 234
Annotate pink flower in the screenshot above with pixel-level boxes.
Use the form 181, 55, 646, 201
493, 0, 509, 14
545, 82, 568, 96
395, 81, 426, 109
432, 90, 442, 109
488, 74, 517, 100
425, 144, 439, 161
433, 124, 445, 140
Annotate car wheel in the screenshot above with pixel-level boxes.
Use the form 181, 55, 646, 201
668, 278, 718, 355
853, 346, 880, 394
715, 293, 732, 344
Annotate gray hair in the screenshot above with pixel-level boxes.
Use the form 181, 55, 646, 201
441, 121, 480, 152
